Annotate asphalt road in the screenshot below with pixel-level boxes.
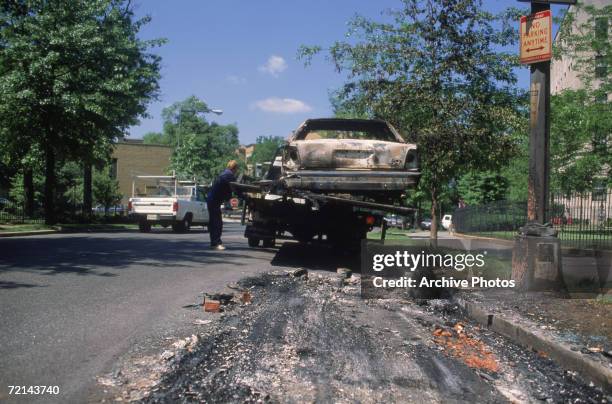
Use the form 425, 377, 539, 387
0, 223, 275, 403
0, 225, 607, 403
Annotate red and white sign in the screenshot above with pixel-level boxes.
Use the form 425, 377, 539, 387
230, 198, 239, 208
520, 10, 552, 64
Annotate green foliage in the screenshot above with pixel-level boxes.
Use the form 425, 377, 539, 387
551, 89, 611, 194
249, 136, 285, 167
457, 171, 509, 206
142, 132, 168, 145
163, 96, 240, 182
92, 168, 122, 214
551, 3, 611, 194
299, 0, 524, 238
555, 2, 611, 95
0, 0, 163, 222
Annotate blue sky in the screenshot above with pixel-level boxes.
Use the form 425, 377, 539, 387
130, 0, 568, 145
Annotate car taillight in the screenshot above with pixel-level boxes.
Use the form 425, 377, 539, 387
365, 216, 376, 226
127, 201, 132, 211
172, 201, 178, 212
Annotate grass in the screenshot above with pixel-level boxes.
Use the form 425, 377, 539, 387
0, 223, 55, 233
465, 230, 612, 250
58, 223, 138, 231
367, 228, 414, 241
0, 222, 138, 233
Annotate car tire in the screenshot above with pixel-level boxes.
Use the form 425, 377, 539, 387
139, 221, 152, 233
182, 217, 191, 232
248, 237, 260, 247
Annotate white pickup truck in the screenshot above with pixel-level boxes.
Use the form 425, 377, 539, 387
128, 175, 209, 233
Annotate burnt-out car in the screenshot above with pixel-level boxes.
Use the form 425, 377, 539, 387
279, 118, 419, 194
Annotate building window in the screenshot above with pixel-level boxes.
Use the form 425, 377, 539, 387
595, 17, 608, 41
110, 158, 118, 179
592, 132, 608, 155
595, 54, 607, 78
592, 179, 607, 202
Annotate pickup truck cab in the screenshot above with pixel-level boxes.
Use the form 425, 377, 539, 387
128, 175, 209, 233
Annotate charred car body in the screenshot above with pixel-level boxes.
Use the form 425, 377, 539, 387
234, 118, 420, 249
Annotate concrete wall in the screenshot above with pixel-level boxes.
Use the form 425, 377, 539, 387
111, 142, 173, 206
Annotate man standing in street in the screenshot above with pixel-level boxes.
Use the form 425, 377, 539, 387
207, 160, 239, 250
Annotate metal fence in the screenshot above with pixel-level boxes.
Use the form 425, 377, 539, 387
453, 190, 612, 250
0, 200, 44, 224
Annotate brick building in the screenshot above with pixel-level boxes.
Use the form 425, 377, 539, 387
551, 0, 609, 95
111, 139, 173, 206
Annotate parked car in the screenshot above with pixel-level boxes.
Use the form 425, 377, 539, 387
441, 214, 452, 230
384, 214, 410, 229
279, 118, 419, 194
92, 205, 125, 215
419, 218, 432, 231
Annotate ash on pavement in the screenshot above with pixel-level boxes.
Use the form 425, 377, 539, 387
140, 271, 608, 403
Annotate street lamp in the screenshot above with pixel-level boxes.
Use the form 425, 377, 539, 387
176, 106, 223, 147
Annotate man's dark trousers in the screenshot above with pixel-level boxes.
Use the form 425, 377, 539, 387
207, 200, 223, 246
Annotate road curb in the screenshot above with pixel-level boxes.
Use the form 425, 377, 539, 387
452, 232, 515, 246
455, 297, 612, 392
0, 230, 58, 237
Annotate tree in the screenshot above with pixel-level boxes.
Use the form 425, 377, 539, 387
299, 0, 523, 241
249, 136, 285, 172
142, 131, 168, 145
92, 168, 122, 215
0, 0, 163, 224
551, 3, 611, 194
164, 96, 240, 182
457, 171, 509, 206
170, 123, 240, 183
550, 89, 611, 194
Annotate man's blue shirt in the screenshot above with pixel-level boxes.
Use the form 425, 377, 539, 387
207, 168, 236, 204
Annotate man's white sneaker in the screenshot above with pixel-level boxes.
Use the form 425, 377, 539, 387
211, 244, 226, 250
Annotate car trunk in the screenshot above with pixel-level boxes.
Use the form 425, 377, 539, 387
293, 139, 408, 170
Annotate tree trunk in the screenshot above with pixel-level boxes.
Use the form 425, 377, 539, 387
430, 191, 439, 247
23, 168, 34, 217
83, 163, 92, 221
44, 144, 56, 225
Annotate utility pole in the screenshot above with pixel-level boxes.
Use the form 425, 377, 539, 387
512, 0, 576, 291
528, 1, 551, 224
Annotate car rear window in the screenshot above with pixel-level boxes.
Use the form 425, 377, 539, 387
303, 129, 396, 141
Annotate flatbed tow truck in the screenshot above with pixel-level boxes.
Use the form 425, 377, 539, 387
231, 118, 420, 250
232, 181, 416, 249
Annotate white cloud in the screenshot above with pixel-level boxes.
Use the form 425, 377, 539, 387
226, 75, 247, 85
258, 55, 287, 77
253, 97, 312, 114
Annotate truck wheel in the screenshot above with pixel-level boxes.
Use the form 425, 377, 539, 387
262, 238, 275, 248
181, 216, 191, 232
291, 228, 315, 243
248, 237, 260, 247
172, 216, 191, 233
138, 221, 152, 233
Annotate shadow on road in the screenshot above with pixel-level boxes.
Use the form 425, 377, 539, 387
0, 280, 44, 289
270, 241, 360, 273
0, 228, 266, 278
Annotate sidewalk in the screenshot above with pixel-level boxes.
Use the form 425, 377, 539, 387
455, 288, 612, 391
